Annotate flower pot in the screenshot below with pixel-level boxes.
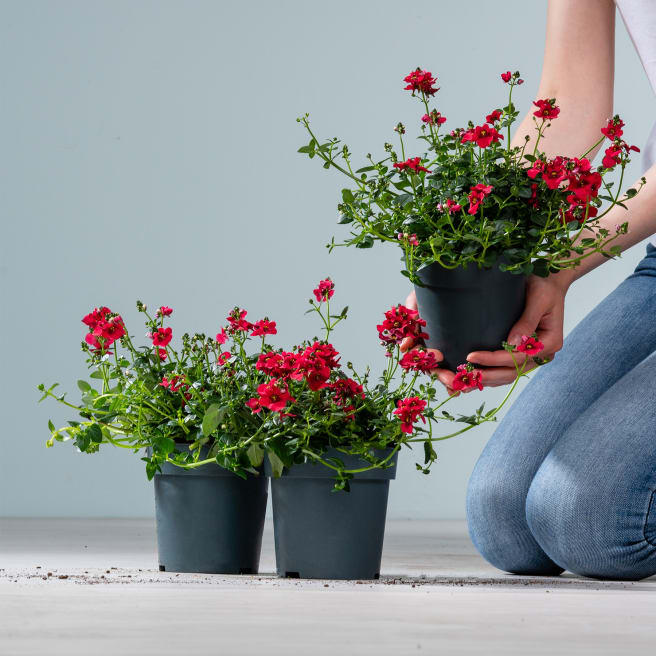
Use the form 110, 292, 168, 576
414, 260, 527, 370
153, 446, 268, 574
265, 449, 398, 580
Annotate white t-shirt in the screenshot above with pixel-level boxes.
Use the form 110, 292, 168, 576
616, 0, 656, 242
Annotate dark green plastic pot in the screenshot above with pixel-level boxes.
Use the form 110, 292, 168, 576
265, 449, 398, 580
414, 260, 527, 370
152, 445, 268, 574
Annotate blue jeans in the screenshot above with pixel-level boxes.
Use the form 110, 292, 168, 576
466, 243, 656, 580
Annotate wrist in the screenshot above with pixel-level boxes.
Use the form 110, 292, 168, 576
552, 266, 577, 291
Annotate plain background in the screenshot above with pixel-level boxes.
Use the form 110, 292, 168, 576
1, 0, 653, 519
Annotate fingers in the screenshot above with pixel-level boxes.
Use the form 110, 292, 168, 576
466, 348, 529, 368
506, 287, 550, 346
405, 290, 417, 311
477, 362, 539, 387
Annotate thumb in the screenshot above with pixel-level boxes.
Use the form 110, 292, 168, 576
507, 294, 545, 346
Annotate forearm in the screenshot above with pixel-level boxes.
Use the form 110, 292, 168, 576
565, 165, 656, 283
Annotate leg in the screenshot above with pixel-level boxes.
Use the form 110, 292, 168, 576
526, 351, 656, 580
467, 245, 656, 575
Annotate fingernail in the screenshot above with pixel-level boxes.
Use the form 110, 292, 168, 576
508, 334, 521, 346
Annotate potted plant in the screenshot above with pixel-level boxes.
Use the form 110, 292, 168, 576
234, 279, 546, 579
39, 303, 270, 575
40, 283, 546, 580
298, 69, 643, 369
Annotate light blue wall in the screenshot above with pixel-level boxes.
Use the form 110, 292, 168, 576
1, 0, 653, 518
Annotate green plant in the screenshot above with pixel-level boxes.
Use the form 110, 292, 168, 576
40, 280, 546, 490
298, 68, 643, 284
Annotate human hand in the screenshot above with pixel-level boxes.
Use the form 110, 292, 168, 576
400, 291, 459, 393
466, 271, 573, 386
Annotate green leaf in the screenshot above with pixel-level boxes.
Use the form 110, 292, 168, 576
88, 424, 103, 444
48, 420, 56, 433
625, 188, 637, 199
89, 370, 104, 380
341, 188, 355, 204
355, 165, 376, 173
355, 235, 375, 249
246, 444, 264, 468
202, 404, 226, 437
77, 380, 92, 393
267, 451, 285, 478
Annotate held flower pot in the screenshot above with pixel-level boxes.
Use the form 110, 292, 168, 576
414, 260, 527, 371
153, 445, 268, 574
265, 449, 398, 580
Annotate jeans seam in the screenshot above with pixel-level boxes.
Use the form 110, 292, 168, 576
642, 487, 656, 547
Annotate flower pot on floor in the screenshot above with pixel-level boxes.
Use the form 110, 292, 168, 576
414, 260, 527, 371
265, 449, 398, 580
153, 445, 268, 574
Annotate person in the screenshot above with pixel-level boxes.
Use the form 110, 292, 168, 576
404, 0, 656, 580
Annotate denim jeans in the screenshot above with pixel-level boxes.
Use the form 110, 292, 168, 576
466, 243, 656, 580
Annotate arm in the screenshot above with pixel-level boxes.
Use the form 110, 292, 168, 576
468, 0, 656, 385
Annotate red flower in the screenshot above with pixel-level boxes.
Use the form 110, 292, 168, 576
601, 116, 625, 140
399, 348, 439, 373
397, 233, 419, 246
160, 375, 185, 392
377, 305, 428, 345
569, 157, 592, 175
501, 71, 512, 83
461, 124, 503, 149
445, 198, 462, 214
305, 366, 332, 391
541, 156, 568, 190
227, 308, 253, 332
101, 316, 125, 343
156, 306, 173, 317
304, 341, 340, 370
422, 110, 447, 125
452, 364, 483, 392
393, 397, 427, 434
330, 378, 365, 406
217, 351, 231, 365
158, 348, 167, 361
533, 99, 560, 120
467, 183, 494, 215
527, 183, 539, 209
313, 278, 335, 303
215, 328, 228, 345
245, 397, 262, 414
526, 159, 545, 180
515, 335, 544, 355
256, 379, 295, 413
567, 170, 602, 203
393, 157, 431, 174
256, 352, 285, 376
82, 307, 111, 329
486, 109, 503, 124
602, 144, 622, 169
251, 319, 277, 337
257, 350, 301, 379
151, 326, 172, 348
403, 69, 439, 96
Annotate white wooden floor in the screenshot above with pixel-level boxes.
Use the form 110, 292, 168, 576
1, 519, 655, 654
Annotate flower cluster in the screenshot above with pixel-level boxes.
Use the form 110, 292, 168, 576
299, 68, 642, 280
377, 305, 428, 345
82, 307, 126, 352
393, 397, 427, 434
43, 285, 545, 486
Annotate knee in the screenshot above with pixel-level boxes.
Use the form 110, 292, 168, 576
526, 461, 656, 581
466, 456, 563, 576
